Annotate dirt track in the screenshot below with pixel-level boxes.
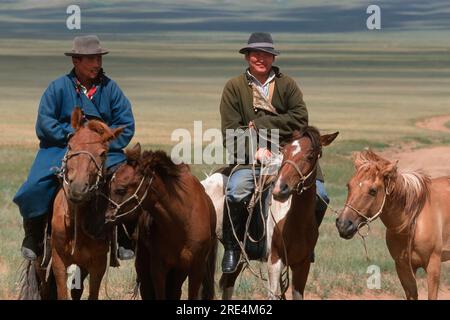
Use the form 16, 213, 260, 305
416, 115, 450, 134
379, 115, 450, 178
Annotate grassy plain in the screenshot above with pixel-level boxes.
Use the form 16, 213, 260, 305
0, 31, 449, 299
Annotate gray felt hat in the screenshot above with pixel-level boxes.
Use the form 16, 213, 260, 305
64, 35, 109, 56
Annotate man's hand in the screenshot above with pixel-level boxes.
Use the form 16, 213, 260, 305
255, 147, 272, 163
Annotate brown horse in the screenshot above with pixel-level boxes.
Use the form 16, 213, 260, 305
269, 127, 338, 299
217, 127, 338, 299
105, 143, 217, 300
51, 107, 123, 300
336, 150, 450, 300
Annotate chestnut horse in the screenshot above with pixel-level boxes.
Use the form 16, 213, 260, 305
269, 127, 338, 299
105, 144, 217, 300
51, 107, 123, 300
202, 127, 338, 299
336, 150, 450, 299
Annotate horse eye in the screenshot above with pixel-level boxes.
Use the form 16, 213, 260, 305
369, 187, 377, 196
115, 189, 127, 196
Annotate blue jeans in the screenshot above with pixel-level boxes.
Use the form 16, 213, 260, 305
223, 168, 271, 256
315, 180, 329, 227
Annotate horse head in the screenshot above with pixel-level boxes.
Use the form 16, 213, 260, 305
103, 142, 146, 224
63, 107, 123, 203
272, 127, 338, 202
336, 150, 397, 239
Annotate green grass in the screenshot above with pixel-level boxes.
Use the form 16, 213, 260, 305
1, 31, 449, 299
446, 122, 450, 130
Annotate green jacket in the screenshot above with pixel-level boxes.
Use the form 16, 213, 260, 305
219, 66, 323, 181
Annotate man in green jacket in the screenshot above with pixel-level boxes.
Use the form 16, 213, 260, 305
220, 32, 329, 273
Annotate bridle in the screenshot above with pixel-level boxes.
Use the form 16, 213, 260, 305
279, 153, 320, 195
59, 148, 105, 193
101, 168, 154, 224
344, 179, 392, 233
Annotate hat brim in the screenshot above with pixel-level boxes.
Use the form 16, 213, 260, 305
64, 50, 109, 57
239, 47, 279, 56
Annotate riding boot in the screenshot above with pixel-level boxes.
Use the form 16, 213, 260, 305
221, 202, 244, 273
21, 214, 47, 261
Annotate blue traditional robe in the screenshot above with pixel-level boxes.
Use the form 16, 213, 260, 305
13, 69, 135, 219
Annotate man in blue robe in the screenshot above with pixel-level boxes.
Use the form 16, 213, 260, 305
13, 35, 135, 261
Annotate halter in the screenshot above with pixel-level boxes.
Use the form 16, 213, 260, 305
344, 179, 392, 235
59, 149, 105, 193
280, 155, 319, 195
101, 172, 153, 224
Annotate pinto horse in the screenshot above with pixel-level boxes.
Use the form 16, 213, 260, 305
202, 127, 338, 299
51, 107, 123, 300
336, 150, 450, 300
105, 143, 217, 300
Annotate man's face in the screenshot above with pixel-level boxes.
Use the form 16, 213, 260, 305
246, 50, 275, 77
72, 55, 103, 80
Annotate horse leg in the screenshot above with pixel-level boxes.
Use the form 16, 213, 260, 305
394, 260, 418, 300
291, 260, 311, 300
166, 269, 187, 300
135, 245, 155, 300
70, 267, 88, 300
219, 263, 243, 300
51, 249, 69, 300
150, 260, 167, 300
87, 255, 107, 300
426, 253, 441, 300
188, 258, 207, 300
267, 252, 285, 300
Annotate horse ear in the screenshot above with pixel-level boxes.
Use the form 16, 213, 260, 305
320, 131, 339, 147
71, 107, 84, 130
109, 127, 124, 141
125, 143, 141, 164
381, 160, 398, 179
353, 151, 365, 169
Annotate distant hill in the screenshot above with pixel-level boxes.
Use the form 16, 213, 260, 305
1, 0, 450, 38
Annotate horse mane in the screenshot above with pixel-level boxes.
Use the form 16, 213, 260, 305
356, 150, 431, 227
288, 126, 321, 151
140, 150, 189, 191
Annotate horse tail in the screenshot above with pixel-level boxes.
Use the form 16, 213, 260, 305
201, 238, 218, 300
18, 260, 41, 300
